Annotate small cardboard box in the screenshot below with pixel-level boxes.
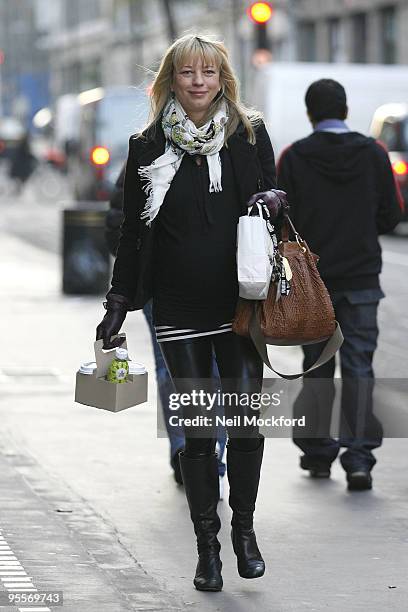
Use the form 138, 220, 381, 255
75, 333, 148, 412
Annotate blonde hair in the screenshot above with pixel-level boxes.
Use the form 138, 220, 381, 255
142, 33, 262, 144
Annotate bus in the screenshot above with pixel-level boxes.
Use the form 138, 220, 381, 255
69, 86, 150, 201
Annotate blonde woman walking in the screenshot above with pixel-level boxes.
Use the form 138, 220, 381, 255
97, 34, 284, 591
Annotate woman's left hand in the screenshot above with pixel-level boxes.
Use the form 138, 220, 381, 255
247, 189, 289, 222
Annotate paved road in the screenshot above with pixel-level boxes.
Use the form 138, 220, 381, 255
0, 187, 407, 611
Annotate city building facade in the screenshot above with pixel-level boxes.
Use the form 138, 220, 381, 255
2, 0, 407, 126
0, 0, 50, 120
1, 0, 255, 118
291, 0, 408, 64
39, 0, 252, 101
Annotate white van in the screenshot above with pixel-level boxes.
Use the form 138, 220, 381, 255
252, 62, 408, 157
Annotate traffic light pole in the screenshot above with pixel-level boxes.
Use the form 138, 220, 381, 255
248, 2, 273, 52
256, 22, 269, 50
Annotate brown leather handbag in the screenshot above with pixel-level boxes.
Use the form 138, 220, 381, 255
232, 215, 343, 379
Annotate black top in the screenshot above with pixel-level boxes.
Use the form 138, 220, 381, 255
152, 148, 241, 327
278, 131, 403, 291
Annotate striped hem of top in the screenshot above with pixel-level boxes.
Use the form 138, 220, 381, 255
154, 322, 233, 343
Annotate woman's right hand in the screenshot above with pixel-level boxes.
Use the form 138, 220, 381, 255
95, 294, 129, 349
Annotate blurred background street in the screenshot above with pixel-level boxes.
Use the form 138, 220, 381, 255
1, 1, 408, 611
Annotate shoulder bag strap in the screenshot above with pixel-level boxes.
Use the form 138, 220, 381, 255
248, 308, 344, 380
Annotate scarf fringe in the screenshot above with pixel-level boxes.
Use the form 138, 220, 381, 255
209, 178, 222, 193
138, 166, 154, 226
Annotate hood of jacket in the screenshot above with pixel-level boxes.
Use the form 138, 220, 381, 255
292, 131, 374, 183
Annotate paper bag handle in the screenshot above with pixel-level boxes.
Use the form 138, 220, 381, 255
94, 333, 127, 378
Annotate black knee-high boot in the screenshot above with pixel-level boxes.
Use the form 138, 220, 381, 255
179, 452, 223, 591
227, 435, 265, 579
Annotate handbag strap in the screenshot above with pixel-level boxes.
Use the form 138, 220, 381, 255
248, 310, 344, 380
281, 214, 304, 245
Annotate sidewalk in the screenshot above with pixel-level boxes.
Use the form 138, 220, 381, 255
0, 444, 182, 612
0, 231, 184, 611
0, 230, 407, 611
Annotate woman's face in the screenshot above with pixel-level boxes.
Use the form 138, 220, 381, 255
172, 57, 221, 122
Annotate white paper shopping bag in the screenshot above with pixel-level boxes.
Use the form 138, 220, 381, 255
237, 204, 273, 300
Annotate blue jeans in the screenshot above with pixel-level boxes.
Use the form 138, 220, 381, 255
142, 301, 227, 477
293, 288, 384, 472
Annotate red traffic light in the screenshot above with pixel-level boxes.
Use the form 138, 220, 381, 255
393, 160, 408, 176
91, 146, 110, 165
247, 2, 273, 24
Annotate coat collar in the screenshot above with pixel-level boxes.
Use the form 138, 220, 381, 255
136, 124, 166, 166
227, 130, 261, 212
227, 129, 258, 179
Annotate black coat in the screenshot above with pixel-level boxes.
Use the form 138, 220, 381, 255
108, 120, 276, 309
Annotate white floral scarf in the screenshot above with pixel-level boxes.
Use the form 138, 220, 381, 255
138, 97, 228, 225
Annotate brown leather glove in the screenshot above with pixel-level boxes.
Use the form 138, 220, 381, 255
247, 189, 289, 224
96, 294, 129, 349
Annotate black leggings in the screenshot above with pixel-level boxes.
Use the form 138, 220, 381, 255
160, 332, 264, 457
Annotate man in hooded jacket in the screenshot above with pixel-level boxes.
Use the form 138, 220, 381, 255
277, 79, 403, 491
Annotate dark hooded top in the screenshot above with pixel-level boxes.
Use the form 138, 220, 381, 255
277, 131, 403, 291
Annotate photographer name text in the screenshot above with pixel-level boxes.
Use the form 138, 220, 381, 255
169, 415, 306, 427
